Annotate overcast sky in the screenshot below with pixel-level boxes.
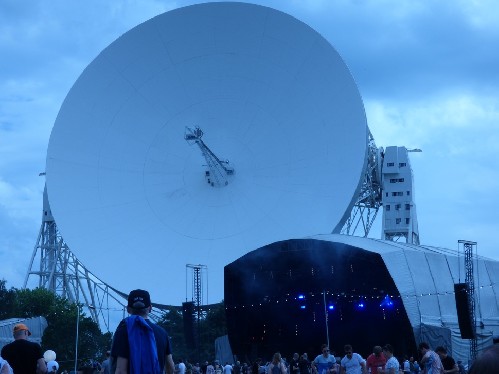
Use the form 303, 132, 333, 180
1, 0, 498, 307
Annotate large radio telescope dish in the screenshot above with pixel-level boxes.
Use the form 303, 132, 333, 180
46, 2, 368, 304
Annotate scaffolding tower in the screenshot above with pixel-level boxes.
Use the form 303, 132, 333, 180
459, 240, 478, 361
186, 264, 208, 319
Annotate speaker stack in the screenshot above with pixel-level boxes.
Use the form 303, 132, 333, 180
454, 283, 476, 339
182, 301, 197, 348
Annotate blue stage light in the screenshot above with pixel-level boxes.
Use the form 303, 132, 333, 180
380, 295, 394, 308
355, 300, 365, 310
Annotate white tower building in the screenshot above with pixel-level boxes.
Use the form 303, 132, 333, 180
381, 146, 420, 244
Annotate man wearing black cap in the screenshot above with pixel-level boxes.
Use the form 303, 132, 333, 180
111, 289, 175, 374
1, 323, 47, 374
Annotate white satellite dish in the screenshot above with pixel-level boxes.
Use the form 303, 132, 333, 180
46, 2, 368, 304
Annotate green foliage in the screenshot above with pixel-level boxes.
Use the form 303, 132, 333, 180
158, 301, 227, 364
0, 279, 16, 319
0, 280, 109, 372
159, 308, 187, 356
1, 280, 228, 369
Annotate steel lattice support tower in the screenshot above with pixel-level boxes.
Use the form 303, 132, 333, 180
186, 264, 207, 360
194, 267, 202, 308
459, 240, 477, 361
24, 185, 132, 331
340, 131, 383, 237
186, 264, 207, 313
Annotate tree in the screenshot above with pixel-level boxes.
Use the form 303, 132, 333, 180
1, 280, 230, 368
0, 283, 109, 372
197, 302, 228, 362
157, 301, 228, 363
203, 302, 227, 340
0, 279, 16, 319
158, 308, 188, 359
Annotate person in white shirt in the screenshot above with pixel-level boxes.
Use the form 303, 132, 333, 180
312, 344, 338, 374
340, 345, 366, 374
0, 357, 13, 374
402, 356, 410, 374
380, 345, 399, 374
224, 363, 234, 374
178, 359, 186, 374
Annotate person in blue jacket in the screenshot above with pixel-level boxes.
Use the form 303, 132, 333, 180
111, 289, 175, 374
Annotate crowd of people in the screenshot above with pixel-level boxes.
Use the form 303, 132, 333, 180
171, 342, 498, 374
170, 343, 451, 374
1, 288, 498, 374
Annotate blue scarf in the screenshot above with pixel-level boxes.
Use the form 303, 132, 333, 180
125, 316, 161, 374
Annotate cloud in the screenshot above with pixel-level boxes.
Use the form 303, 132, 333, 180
366, 92, 499, 149
0, 177, 42, 223
1, 0, 498, 297
286, 0, 499, 102
0, 177, 41, 289
366, 89, 499, 258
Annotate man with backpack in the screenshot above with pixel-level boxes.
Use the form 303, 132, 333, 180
111, 289, 175, 374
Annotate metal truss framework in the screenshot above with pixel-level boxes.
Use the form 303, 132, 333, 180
186, 264, 208, 354
340, 131, 382, 237
186, 264, 208, 311
24, 187, 170, 331
184, 126, 234, 187
384, 231, 420, 245
25, 190, 223, 334
24, 216, 127, 331
186, 264, 209, 325
459, 240, 478, 361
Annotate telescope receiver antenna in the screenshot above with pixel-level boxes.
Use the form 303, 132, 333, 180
185, 126, 234, 187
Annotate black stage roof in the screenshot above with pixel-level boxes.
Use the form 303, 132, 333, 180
224, 239, 417, 361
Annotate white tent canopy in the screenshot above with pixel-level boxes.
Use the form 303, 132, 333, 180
306, 234, 499, 364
